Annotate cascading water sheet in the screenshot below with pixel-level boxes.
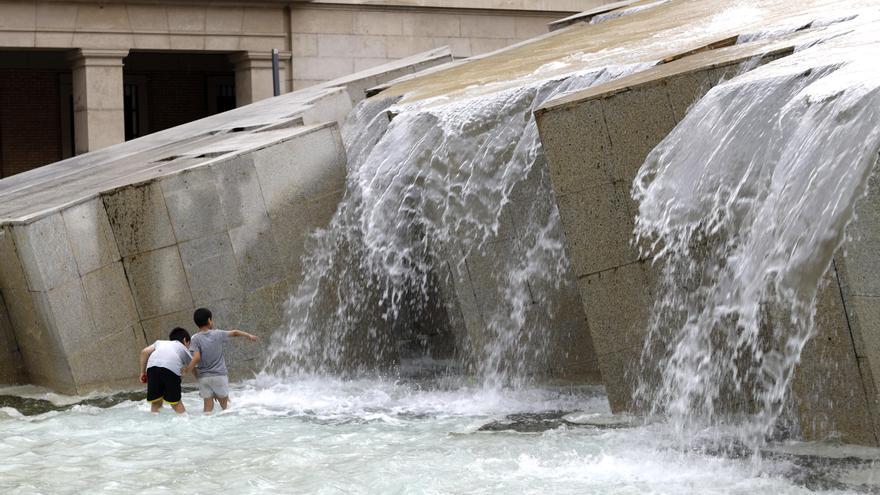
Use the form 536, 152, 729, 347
266, 63, 653, 386
633, 13, 880, 448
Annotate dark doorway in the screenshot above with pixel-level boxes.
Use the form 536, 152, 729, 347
0, 50, 70, 178
123, 51, 236, 139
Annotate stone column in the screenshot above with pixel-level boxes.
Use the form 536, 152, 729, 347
230, 51, 290, 106
68, 49, 128, 155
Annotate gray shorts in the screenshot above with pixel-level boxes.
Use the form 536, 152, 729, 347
198, 375, 229, 399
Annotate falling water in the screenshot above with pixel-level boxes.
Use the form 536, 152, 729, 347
265, 62, 654, 386
633, 15, 880, 448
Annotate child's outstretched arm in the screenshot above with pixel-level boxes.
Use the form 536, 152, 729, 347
229, 329, 258, 342
139, 345, 155, 383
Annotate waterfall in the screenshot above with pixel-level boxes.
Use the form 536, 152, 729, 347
265, 63, 652, 386
632, 16, 880, 447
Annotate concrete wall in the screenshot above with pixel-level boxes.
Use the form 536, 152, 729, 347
0, 124, 346, 393
535, 45, 880, 444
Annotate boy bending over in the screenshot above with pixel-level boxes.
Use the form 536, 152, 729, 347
184, 308, 257, 413
139, 327, 192, 413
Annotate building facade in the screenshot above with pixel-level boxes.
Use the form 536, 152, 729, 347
0, 0, 601, 178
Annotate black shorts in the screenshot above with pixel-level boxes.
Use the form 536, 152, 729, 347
146, 366, 182, 404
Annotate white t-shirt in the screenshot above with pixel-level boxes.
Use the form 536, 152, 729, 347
146, 340, 192, 376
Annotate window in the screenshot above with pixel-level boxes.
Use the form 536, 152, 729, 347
123, 83, 140, 140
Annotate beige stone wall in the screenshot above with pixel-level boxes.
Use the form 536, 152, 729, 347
289, 5, 563, 90
0, 1, 288, 52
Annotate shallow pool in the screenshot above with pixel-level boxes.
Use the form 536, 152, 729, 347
0, 377, 876, 494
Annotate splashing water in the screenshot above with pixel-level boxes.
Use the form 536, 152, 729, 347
264, 62, 657, 387
633, 15, 880, 448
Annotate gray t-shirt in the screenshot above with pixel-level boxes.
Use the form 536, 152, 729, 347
189, 330, 231, 377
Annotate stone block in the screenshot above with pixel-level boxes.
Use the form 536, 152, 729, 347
160, 166, 227, 243
401, 12, 460, 37
69, 325, 145, 390
169, 34, 206, 51
61, 198, 121, 276
556, 182, 640, 278
11, 214, 79, 292
354, 58, 392, 73
35, 32, 75, 48
102, 182, 177, 257
318, 33, 386, 58
3, 288, 75, 392
0, 31, 34, 47
35, 2, 78, 29
515, 16, 551, 38
596, 346, 642, 412
167, 7, 206, 33
228, 212, 285, 292
211, 155, 269, 229
81, 261, 140, 338
206, 7, 244, 33
385, 36, 438, 59
601, 85, 678, 183
253, 125, 346, 213
291, 56, 354, 82
0, 292, 25, 384
74, 4, 131, 31
232, 283, 281, 365
0, 1, 37, 29
460, 15, 515, 39
125, 5, 171, 31
665, 71, 718, 122
133, 34, 171, 50
443, 37, 473, 59
0, 226, 28, 290
291, 33, 318, 57
205, 35, 241, 52
354, 11, 404, 36
845, 295, 880, 384
43, 278, 101, 357
242, 8, 285, 35
178, 232, 243, 306
290, 8, 354, 34
70, 32, 133, 51
840, 170, 880, 297
537, 99, 614, 196
577, 261, 653, 357
141, 309, 194, 344
792, 278, 879, 445
471, 37, 514, 55
123, 245, 194, 320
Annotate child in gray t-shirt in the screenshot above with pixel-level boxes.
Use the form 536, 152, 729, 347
183, 307, 257, 413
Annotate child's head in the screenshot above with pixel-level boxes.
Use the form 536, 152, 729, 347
169, 327, 191, 346
194, 308, 213, 329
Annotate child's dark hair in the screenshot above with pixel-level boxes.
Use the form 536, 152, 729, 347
193, 308, 212, 328
169, 327, 190, 344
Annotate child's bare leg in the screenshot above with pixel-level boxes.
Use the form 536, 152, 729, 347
150, 400, 163, 413
203, 398, 214, 414
217, 397, 229, 410
171, 402, 186, 414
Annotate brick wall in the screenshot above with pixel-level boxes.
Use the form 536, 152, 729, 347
290, 6, 565, 90
0, 70, 64, 178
